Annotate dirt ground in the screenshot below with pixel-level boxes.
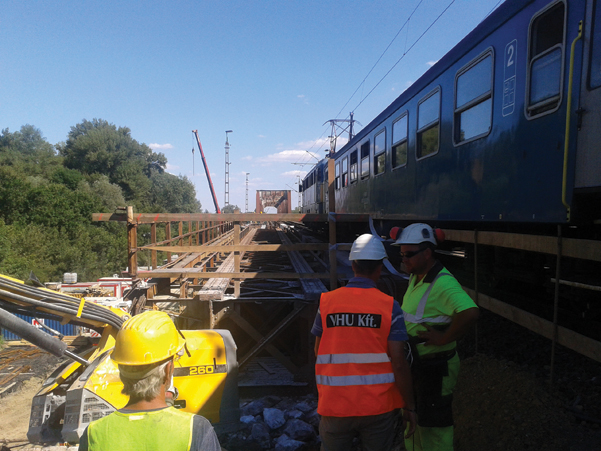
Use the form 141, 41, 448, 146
454, 354, 601, 451
0, 376, 44, 445
0, 348, 64, 447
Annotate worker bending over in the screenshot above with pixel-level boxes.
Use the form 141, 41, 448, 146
312, 234, 416, 451
393, 223, 479, 451
79, 310, 221, 451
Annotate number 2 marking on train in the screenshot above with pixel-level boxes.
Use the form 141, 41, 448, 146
506, 44, 515, 67
503, 39, 517, 117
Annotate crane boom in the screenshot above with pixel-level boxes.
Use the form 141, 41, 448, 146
192, 130, 221, 214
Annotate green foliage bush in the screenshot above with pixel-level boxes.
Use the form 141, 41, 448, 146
0, 122, 201, 282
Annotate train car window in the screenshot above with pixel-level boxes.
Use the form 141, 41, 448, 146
335, 162, 341, 190
590, 0, 601, 88
374, 130, 386, 175
392, 113, 408, 168
417, 88, 440, 159
360, 141, 370, 179
454, 51, 493, 144
350, 149, 358, 183
342, 157, 348, 187
526, 1, 565, 117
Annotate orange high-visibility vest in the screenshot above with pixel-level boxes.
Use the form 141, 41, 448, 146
315, 287, 403, 417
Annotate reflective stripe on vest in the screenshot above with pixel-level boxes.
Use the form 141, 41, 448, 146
316, 352, 390, 365
316, 372, 396, 386
402, 273, 453, 324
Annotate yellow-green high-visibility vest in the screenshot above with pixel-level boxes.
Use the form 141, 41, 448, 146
87, 407, 195, 451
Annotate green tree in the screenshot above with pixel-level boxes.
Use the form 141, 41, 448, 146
221, 204, 241, 213
0, 126, 61, 179
0, 125, 55, 158
0, 121, 204, 283
58, 119, 167, 209
149, 171, 201, 213
78, 175, 126, 211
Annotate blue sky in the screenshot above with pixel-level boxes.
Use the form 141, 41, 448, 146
2, 0, 503, 212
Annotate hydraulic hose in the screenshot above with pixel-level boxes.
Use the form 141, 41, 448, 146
0, 288, 123, 330
0, 307, 89, 365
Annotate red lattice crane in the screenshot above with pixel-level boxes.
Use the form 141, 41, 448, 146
192, 130, 221, 214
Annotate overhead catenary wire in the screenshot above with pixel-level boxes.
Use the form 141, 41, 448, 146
334, 0, 425, 119
298, 0, 492, 169
291, 128, 330, 167
296, 0, 503, 172
352, 0, 457, 113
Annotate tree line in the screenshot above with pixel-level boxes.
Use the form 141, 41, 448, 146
0, 119, 201, 282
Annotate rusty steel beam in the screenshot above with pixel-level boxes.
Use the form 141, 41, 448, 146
92, 212, 374, 223
227, 310, 299, 373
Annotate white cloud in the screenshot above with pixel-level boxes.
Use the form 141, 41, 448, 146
427, 60, 438, 67
282, 170, 307, 178
149, 143, 174, 150
256, 149, 320, 164
166, 163, 179, 171
257, 134, 266, 138
296, 137, 329, 150
241, 155, 253, 161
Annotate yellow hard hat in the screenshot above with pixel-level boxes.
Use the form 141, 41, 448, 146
111, 310, 186, 366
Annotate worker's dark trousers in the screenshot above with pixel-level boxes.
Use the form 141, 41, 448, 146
319, 409, 397, 451
405, 353, 460, 451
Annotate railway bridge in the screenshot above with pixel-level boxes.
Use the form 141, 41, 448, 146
93, 200, 601, 387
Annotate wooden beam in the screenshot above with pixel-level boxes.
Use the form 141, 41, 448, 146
464, 288, 601, 363
445, 230, 601, 262
127, 206, 137, 278
234, 222, 241, 298
139, 270, 333, 279
151, 223, 157, 269
141, 243, 330, 252
195, 290, 224, 301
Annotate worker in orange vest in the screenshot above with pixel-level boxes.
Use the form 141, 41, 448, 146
312, 234, 416, 451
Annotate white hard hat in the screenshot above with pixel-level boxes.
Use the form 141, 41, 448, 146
349, 234, 388, 261
393, 223, 438, 246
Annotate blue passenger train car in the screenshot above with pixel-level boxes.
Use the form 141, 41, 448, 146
302, 0, 601, 229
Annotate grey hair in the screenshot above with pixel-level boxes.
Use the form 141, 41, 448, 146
119, 360, 170, 401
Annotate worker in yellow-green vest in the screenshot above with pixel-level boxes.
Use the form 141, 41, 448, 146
79, 310, 221, 451
392, 223, 479, 451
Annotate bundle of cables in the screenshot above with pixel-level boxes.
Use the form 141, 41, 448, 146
0, 274, 125, 331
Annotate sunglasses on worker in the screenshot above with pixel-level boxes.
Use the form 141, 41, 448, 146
399, 248, 427, 259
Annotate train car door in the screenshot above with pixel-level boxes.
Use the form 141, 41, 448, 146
575, 0, 601, 190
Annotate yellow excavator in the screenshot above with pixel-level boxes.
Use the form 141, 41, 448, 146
0, 274, 239, 444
